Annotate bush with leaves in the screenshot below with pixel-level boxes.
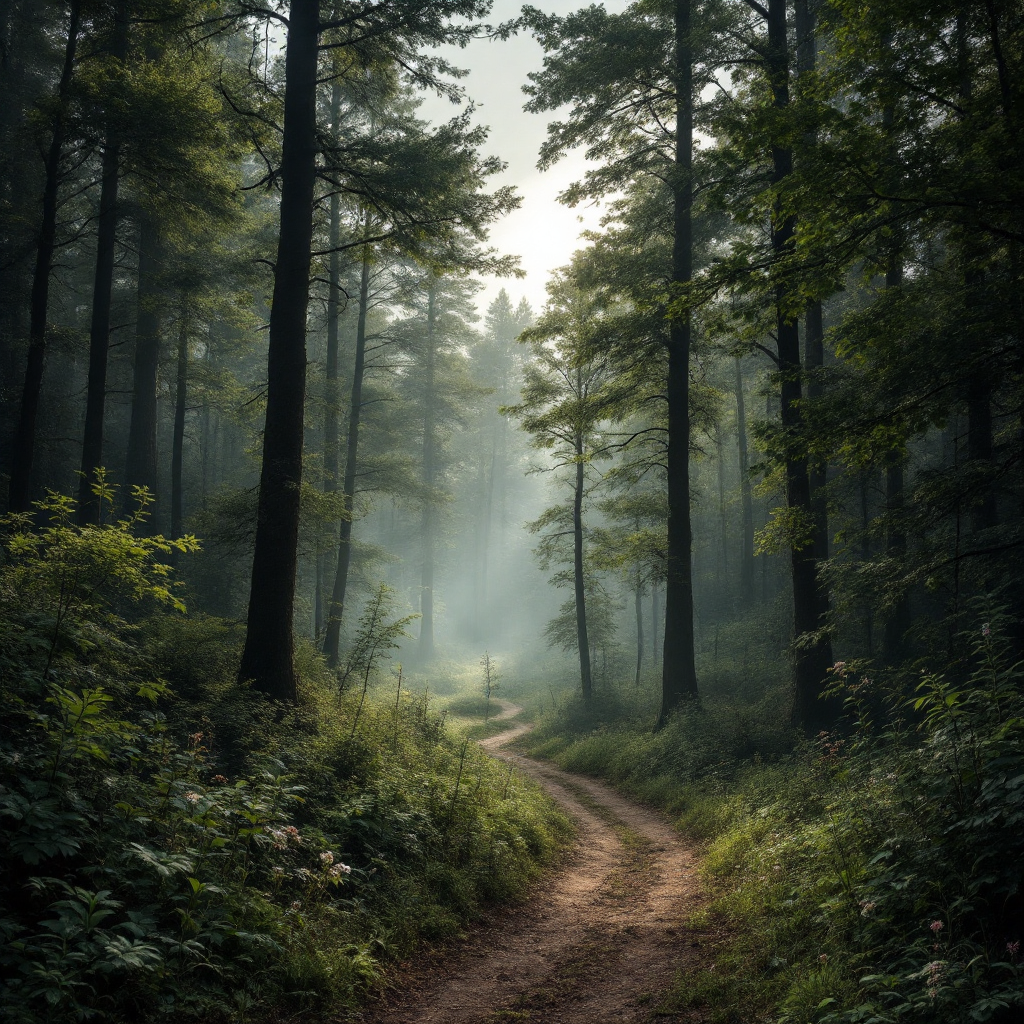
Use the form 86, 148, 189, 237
0, 481, 570, 1022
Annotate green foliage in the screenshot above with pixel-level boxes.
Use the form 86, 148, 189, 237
0, 486, 570, 1022
527, 609, 1024, 1023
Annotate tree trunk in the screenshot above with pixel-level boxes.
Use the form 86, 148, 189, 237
323, 242, 371, 668
766, 0, 835, 731
76, 0, 128, 524
715, 420, 727, 578
573, 427, 593, 701
883, 259, 911, 660
795, 0, 830, 576
634, 582, 644, 688
735, 357, 755, 605
124, 214, 163, 508
8, 0, 80, 512
418, 281, 437, 663
966, 267, 995, 533
237, 0, 320, 701
652, 582, 659, 664
478, 429, 497, 637
318, 82, 342, 649
659, 0, 699, 726
860, 470, 874, 655
171, 304, 187, 543
954, 12, 996, 536
324, 82, 342, 493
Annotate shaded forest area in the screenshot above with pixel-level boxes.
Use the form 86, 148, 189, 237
1, 1, 1022, 1022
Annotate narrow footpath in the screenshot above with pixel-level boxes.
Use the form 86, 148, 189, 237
365, 700, 704, 1024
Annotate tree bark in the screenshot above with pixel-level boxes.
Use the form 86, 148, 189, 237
715, 420, 727, 577
324, 81, 342, 494
634, 582, 644, 688
573, 421, 593, 701
124, 214, 163, 507
883, 258, 911, 661
8, 0, 80, 512
659, 0, 699, 726
237, 0, 320, 701
477, 430, 497, 639
418, 280, 437, 663
323, 242, 370, 667
795, 0, 830, 577
652, 582, 659, 664
735, 357, 755, 605
171, 303, 187, 543
966, 267, 996, 533
77, 0, 128, 524
318, 81, 342, 646
766, 0, 835, 731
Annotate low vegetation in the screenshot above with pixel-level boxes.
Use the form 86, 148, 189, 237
521, 613, 1024, 1024
0, 492, 571, 1023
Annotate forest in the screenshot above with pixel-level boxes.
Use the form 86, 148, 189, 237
0, 0, 1021, 1022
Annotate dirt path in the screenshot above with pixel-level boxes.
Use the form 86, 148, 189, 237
365, 701, 703, 1024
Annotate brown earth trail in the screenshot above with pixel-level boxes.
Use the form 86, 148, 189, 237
364, 700, 704, 1024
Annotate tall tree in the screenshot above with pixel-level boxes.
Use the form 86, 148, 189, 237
236, 0, 320, 700
523, 0, 723, 722
76, 0, 129, 524
237, 0, 509, 699
7, 0, 81, 512
511, 280, 614, 701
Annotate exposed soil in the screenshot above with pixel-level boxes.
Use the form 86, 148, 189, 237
361, 700, 705, 1024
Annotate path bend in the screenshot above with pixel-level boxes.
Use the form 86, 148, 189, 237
367, 700, 702, 1024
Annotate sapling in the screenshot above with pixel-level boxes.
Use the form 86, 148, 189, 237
340, 584, 417, 741
480, 651, 499, 722
392, 663, 403, 751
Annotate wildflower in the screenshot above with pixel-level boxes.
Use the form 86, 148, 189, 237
924, 960, 943, 999
285, 826, 301, 843
291, 901, 302, 911
831, 661, 847, 674
982, 623, 991, 637
189, 731, 204, 745
212, 774, 228, 784
930, 920, 944, 934
1007, 941, 1020, 959
819, 954, 828, 964
328, 862, 352, 880
320, 851, 334, 865
184, 791, 201, 804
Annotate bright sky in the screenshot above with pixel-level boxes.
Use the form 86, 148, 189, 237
417, 1, 627, 320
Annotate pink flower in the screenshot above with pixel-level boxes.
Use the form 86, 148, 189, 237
930, 920, 944, 934
982, 623, 991, 637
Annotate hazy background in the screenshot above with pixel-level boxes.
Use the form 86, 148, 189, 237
418, 0, 628, 316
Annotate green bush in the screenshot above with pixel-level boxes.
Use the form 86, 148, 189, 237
526, 609, 1024, 1024
0, 486, 571, 1022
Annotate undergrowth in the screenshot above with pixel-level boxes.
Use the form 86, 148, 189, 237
523, 614, 1024, 1024
0, 489, 571, 1022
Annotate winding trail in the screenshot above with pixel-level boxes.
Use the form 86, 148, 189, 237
365, 699, 704, 1024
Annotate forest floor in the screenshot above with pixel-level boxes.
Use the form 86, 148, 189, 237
360, 700, 709, 1024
